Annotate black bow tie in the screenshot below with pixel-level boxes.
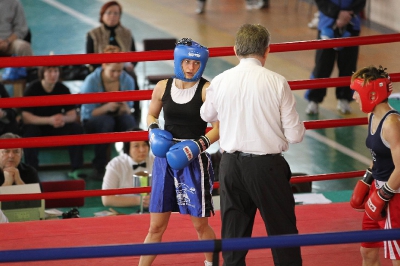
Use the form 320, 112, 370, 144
133, 163, 146, 170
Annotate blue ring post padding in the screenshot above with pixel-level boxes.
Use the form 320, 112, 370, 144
1, 229, 400, 262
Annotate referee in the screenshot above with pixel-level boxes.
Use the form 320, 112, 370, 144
200, 24, 305, 266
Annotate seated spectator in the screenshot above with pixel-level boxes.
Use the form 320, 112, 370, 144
0, 83, 20, 135
0, 0, 33, 57
102, 128, 154, 207
80, 49, 137, 180
20, 66, 85, 179
86, 0, 141, 123
0, 133, 39, 186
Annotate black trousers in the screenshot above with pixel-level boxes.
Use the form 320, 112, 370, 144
220, 152, 302, 266
306, 30, 360, 103
22, 123, 84, 171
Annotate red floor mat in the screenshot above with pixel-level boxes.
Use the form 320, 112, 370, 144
0, 203, 392, 265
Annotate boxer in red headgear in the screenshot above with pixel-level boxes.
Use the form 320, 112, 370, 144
350, 65, 400, 265
350, 68, 392, 113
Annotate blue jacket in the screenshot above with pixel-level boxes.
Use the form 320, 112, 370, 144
80, 66, 135, 121
316, 0, 366, 31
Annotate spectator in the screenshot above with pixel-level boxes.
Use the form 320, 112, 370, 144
80, 49, 137, 180
305, 0, 366, 115
0, 0, 32, 56
86, 0, 141, 123
20, 66, 85, 179
0, 133, 39, 186
102, 128, 154, 208
200, 24, 305, 266
0, 83, 20, 135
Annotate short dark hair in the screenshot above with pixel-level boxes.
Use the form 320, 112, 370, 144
123, 128, 149, 154
37, 66, 61, 80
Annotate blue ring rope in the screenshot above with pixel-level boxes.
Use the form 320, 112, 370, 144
1, 229, 399, 262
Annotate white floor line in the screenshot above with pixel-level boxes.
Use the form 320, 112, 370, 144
40, 0, 99, 27
305, 130, 371, 166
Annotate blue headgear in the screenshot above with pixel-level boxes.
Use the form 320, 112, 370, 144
174, 38, 209, 82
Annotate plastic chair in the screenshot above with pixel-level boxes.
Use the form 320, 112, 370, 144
41, 180, 85, 208
142, 38, 177, 89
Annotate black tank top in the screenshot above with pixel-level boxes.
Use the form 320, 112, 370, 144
162, 78, 208, 139
366, 110, 399, 181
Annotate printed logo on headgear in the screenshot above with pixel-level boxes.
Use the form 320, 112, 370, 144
188, 52, 201, 58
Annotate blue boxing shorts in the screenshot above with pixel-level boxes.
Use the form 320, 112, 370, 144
149, 152, 214, 217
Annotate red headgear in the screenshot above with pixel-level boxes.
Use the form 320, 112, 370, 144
350, 77, 392, 113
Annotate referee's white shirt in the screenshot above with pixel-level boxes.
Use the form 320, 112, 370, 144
200, 58, 305, 154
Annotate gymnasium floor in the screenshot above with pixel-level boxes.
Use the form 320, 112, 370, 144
12, 0, 400, 196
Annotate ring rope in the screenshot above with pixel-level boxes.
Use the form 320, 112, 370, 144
289, 73, 400, 90
0, 170, 364, 202
0, 229, 399, 262
0, 90, 153, 109
0, 33, 399, 68
0, 116, 367, 149
0, 187, 151, 202
1, 73, 399, 109
304, 117, 367, 129
0, 131, 149, 149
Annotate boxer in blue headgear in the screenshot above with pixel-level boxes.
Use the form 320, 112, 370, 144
174, 38, 209, 82
140, 37, 219, 266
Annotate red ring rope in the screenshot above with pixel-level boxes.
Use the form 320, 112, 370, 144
0, 116, 368, 149
0, 170, 364, 202
0, 34, 399, 68
1, 73, 399, 109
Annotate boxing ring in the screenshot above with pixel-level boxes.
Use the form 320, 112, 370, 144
1, 33, 400, 265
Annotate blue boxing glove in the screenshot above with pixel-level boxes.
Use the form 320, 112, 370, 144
148, 123, 174, 158
320, 27, 335, 40
320, 26, 351, 51
166, 136, 210, 170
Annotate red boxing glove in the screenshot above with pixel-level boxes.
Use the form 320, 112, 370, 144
365, 183, 396, 221
350, 168, 373, 211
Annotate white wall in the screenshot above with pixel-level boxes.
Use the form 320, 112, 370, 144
369, 0, 400, 32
